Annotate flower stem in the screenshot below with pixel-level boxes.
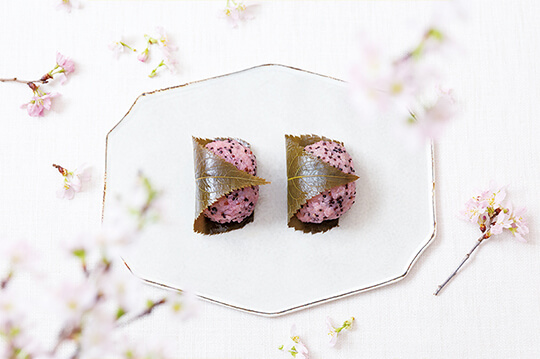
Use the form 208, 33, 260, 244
434, 232, 490, 296
120, 41, 137, 52
148, 60, 165, 78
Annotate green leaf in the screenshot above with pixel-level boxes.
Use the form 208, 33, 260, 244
428, 27, 444, 41
72, 248, 86, 260
116, 307, 126, 320
192, 137, 270, 235
286, 134, 359, 233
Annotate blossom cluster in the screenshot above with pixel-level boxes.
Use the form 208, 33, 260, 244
19, 52, 75, 117
326, 316, 355, 347
279, 317, 354, 358
221, 0, 256, 28
0, 174, 196, 359
279, 325, 310, 359
109, 27, 178, 78
460, 184, 528, 242
350, 4, 463, 146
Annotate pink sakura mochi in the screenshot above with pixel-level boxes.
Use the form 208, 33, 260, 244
296, 140, 356, 223
203, 139, 259, 224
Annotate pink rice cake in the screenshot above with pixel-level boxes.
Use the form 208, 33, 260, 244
203, 139, 259, 224
296, 140, 356, 223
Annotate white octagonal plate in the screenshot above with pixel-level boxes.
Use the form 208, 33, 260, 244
103, 64, 436, 317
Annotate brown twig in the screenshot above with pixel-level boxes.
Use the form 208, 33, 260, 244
1, 271, 13, 289
434, 209, 504, 296
117, 298, 167, 327
1, 72, 53, 85
0, 77, 49, 85
433, 232, 490, 296
0, 77, 33, 84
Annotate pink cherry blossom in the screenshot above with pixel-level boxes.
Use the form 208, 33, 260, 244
55, 163, 92, 200
109, 39, 137, 59
350, 35, 438, 122
78, 308, 117, 358
56, 52, 75, 74
109, 41, 125, 59
460, 197, 489, 224
55, 53, 75, 85
20, 90, 59, 117
490, 211, 510, 236
1, 240, 41, 275
349, 14, 461, 148
164, 289, 199, 321
326, 317, 339, 347
0, 287, 28, 338
96, 264, 145, 313
325, 316, 355, 347
460, 182, 507, 226
413, 88, 457, 141
481, 183, 507, 210
280, 324, 309, 359
155, 27, 178, 59
460, 183, 527, 242
0, 173, 179, 359
97, 206, 139, 252
349, 39, 394, 119
506, 206, 529, 242
164, 57, 178, 74
222, 0, 257, 28
137, 48, 149, 63
52, 282, 97, 322
56, 0, 80, 13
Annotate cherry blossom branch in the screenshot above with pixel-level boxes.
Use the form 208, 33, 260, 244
1, 271, 13, 289
434, 231, 489, 296
50, 324, 82, 356
0, 175, 194, 358
395, 27, 443, 65
0, 72, 57, 85
117, 298, 166, 327
3, 53, 75, 117
435, 184, 528, 296
0, 77, 36, 84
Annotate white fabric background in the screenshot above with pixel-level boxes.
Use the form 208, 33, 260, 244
1, 0, 539, 358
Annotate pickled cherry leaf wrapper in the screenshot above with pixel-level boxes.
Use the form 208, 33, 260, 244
193, 212, 255, 235
288, 215, 340, 234
193, 137, 269, 235
286, 134, 359, 233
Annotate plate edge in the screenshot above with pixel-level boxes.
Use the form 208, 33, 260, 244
103, 66, 438, 317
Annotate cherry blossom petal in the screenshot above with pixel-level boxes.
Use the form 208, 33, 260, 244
56, 52, 75, 74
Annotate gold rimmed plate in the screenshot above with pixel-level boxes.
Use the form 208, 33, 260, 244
103, 64, 436, 317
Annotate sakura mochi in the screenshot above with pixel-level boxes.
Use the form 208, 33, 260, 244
286, 135, 359, 234
295, 140, 357, 223
203, 139, 260, 224
192, 137, 269, 235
